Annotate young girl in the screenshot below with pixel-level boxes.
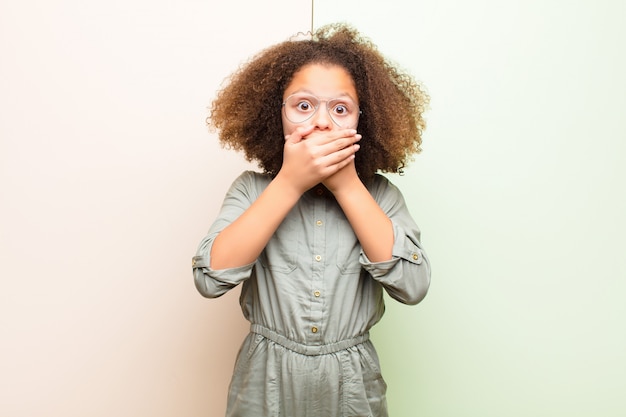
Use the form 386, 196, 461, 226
193, 23, 431, 417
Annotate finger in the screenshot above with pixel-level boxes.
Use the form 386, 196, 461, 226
325, 143, 360, 168
305, 129, 359, 145
330, 151, 357, 173
319, 133, 361, 156
285, 125, 315, 144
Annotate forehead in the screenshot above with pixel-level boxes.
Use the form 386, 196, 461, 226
284, 63, 357, 100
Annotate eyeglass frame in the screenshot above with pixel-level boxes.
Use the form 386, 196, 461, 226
281, 93, 362, 128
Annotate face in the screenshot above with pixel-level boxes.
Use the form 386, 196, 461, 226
281, 64, 359, 136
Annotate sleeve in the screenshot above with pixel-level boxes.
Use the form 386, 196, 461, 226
191, 171, 261, 298
359, 175, 431, 305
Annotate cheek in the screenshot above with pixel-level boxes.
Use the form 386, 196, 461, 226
281, 114, 296, 137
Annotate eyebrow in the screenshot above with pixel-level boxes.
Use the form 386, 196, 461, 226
288, 89, 357, 102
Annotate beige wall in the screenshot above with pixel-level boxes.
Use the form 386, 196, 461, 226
0, 1, 311, 416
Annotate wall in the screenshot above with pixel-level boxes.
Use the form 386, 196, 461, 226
0, 1, 311, 416
314, 1, 626, 416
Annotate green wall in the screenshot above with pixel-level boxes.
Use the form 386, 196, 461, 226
315, 1, 626, 415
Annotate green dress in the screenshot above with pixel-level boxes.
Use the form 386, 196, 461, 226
193, 171, 430, 417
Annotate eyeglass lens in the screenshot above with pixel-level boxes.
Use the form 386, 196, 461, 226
283, 94, 359, 128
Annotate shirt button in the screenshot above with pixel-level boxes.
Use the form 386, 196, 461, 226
412, 253, 420, 261
311, 326, 319, 333
315, 188, 324, 196
316, 220, 323, 226
314, 290, 321, 297
315, 255, 322, 262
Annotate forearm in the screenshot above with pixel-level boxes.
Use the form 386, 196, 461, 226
210, 176, 302, 269
333, 180, 394, 262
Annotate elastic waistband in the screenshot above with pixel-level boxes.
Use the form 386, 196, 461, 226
250, 324, 370, 356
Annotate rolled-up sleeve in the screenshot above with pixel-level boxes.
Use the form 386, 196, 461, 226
192, 171, 261, 298
360, 176, 431, 305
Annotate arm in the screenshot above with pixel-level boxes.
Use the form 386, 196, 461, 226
210, 126, 361, 270
365, 176, 431, 305
325, 167, 394, 263
209, 175, 301, 269
326, 169, 430, 305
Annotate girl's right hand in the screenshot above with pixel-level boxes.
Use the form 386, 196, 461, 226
277, 126, 361, 194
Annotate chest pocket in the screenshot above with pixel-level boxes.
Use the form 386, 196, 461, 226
259, 213, 299, 273
335, 216, 363, 274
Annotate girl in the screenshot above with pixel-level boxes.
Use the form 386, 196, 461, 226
193, 23, 431, 417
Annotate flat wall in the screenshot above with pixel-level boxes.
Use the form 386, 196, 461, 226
314, 1, 626, 416
0, 1, 311, 416
4, 1, 625, 416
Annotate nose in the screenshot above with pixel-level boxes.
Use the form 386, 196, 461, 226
311, 103, 333, 130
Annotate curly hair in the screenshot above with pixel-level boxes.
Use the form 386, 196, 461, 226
208, 23, 429, 181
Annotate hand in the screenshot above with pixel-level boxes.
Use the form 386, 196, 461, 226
277, 126, 361, 194
322, 156, 360, 196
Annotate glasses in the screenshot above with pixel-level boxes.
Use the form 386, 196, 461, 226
282, 93, 360, 128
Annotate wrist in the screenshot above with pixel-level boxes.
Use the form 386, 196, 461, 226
273, 172, 307, 201
326, 176, 363, 200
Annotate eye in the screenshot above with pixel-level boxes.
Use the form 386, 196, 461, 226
296, 100, 314, 112
333, 104, 348, 115
330, 101, 353, 117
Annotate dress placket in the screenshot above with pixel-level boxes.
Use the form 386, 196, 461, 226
308, 186, 327, 344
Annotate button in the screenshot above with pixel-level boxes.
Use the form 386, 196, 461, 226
314, 290, 321, 297
192, 258, 196, 267
315, 255, 322, 262
316, 220, 323, 226
412, 253, 419, 261
311, 326, 318, 333
315, 188, 324, 196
